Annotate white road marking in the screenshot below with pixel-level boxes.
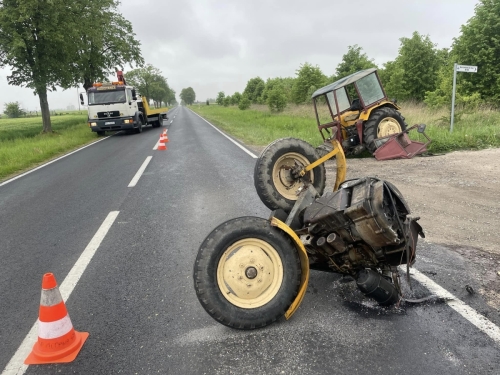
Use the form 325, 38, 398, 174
411, 268, 500, 344
189, 110, 257, 159
170, 120, 173, 124
128, 156, 152, 187
2, 211, 119, 375
0, 137, 109, 187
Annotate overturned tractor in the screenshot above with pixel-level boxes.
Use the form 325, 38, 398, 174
193, 137, 424, 329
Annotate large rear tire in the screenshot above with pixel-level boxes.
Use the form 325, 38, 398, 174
363, 107, 407, 154
193, 217, 301, 330
254, 138, 326, 212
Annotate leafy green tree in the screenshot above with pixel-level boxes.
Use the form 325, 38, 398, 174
238, 95, 251, 110
243, 77, 265, 103
335, 45, 377, 79
383, 32, 440, 101
180, 87, 196, 105
230, 92, 242, 105
3, 102, 25, 118
452, 0, 500, 102
206, 99, 210, 105
223, 96, 231, 107
267, 86, 287, 112
75, 0, 144, 92
216, 91, 225, 105
292, 63, 326, 104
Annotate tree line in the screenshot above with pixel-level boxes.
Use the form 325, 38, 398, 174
216, 0, 500, 112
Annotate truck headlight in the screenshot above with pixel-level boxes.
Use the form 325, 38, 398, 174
123, 119, 133, 124
89, 122, 97, 127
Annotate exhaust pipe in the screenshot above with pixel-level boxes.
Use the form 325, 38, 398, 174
356, 269, 399, 306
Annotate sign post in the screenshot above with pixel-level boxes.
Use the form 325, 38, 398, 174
450, 64, 478, 133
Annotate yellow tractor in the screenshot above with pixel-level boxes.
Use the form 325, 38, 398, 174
312, 68, 407, 156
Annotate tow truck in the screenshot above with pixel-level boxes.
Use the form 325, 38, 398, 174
80, 71, 168, 136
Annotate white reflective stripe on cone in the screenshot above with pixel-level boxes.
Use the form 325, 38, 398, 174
38, 315, 73, 339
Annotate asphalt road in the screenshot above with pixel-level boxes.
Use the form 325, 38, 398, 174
1, 106, 499, 374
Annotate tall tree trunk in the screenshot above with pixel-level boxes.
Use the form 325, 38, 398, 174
38, 88, 52, 133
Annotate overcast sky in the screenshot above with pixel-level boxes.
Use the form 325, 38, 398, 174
0, 0, 479, 111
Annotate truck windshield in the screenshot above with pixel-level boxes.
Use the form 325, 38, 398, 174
88, 89, 126, 105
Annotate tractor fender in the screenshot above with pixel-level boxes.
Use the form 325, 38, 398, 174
270, 217, 310, 320
358, 100, 400, 122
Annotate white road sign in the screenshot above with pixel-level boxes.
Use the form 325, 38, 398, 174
456, 65, 478, 73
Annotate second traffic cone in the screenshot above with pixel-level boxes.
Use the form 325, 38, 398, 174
24, 273, 89, 365
158, 141, 167, 150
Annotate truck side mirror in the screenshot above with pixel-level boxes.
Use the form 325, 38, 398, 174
132, 89, 137, 101
79, 93, 84, 105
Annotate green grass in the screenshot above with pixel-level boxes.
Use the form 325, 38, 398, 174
191, 103, 500, 153
0, 113, 97, 181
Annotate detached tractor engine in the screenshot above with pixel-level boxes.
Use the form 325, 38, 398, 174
292, 177, 423, 305
194, 137, 425, 330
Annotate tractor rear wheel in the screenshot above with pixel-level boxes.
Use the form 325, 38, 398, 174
363, 107, 407, 154
193, 217, 301, 329
254, 138, 326, 212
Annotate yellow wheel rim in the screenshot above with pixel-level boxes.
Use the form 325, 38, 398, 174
217, 238, 283, 309
377, 117, 402, 137
272, 152, 312, 201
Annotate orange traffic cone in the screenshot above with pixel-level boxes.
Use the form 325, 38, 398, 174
162, 129, 167, 135
24, 273, 89, 365
158, 141, 167, 150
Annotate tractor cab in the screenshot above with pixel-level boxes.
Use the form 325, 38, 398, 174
312, 68, 405, 155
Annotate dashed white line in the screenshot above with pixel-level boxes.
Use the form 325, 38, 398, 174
189, 110, 257, 158
128, 156, 152, 187
2, 211, 119, 375
0, 137, 109, 187
411, 268, 500, 344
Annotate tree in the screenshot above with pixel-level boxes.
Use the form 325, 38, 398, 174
216, 91, 225, 105
383, 32, 441, 101
267, 86, 287, 112
243, 77, 265, 103
230, 92, 242, 105
75, 0, 144, 92
452, 0, 500, 103
206, 99, 210, 105
335, 45, 377, 79
292, 63, 326, 104
180, 87, 196, 105
0, 0, 143, 133
238, 95, 251, 110
3, 102, 25, 118
223, 96, 231, 107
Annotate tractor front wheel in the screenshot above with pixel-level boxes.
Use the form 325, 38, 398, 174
254, 138, 326, 212
363, 107, 407, 154
193, 217, 302, 329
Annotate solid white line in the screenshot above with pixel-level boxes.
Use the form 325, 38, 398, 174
2, 211, 119, 375
411, 268, 500, 344
0, 137, 109, 187
189, 110, 257, 159
128, 156, 152, 187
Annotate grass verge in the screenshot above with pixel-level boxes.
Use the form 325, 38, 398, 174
0, 114, 98, 181
190, 103, 500, 153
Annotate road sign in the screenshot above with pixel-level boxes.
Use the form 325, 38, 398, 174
456, 65, 478, 73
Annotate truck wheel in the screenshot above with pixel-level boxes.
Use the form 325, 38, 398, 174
96, 131, 105, 136
363, 107, 407, 154
254, 138, 326, 212
135, 117, 144, 134
193, 216, 301, 330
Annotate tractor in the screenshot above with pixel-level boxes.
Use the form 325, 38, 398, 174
312, 68, 408, 156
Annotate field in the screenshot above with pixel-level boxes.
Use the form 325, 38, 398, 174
0, 112, 96, 181
190, 102, 500, 153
